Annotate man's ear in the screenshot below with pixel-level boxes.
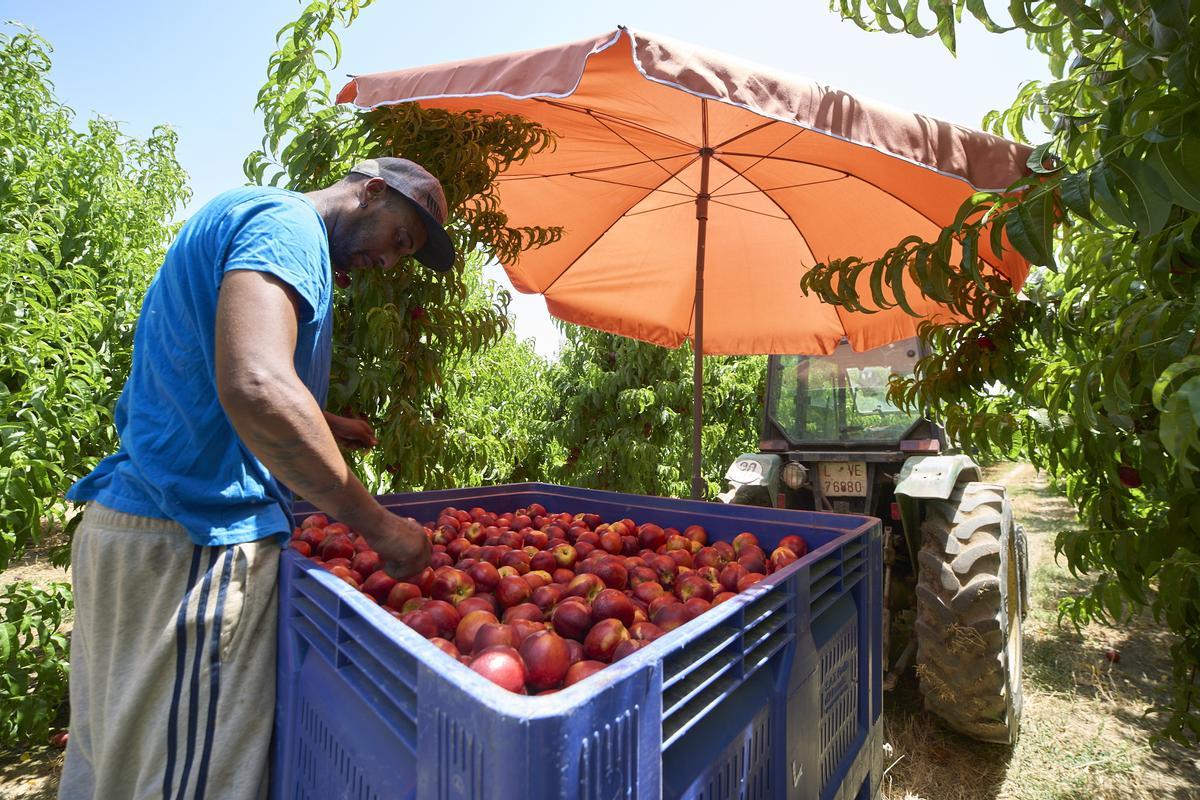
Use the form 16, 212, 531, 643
361, 176, 390, 205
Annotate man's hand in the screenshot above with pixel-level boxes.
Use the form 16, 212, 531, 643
323, 411, 378, 449
358, 511, 431, 581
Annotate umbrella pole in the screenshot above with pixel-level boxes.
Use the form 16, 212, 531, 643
691, 146, 713, 500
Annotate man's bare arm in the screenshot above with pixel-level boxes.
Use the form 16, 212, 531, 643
214, 269, 428, 576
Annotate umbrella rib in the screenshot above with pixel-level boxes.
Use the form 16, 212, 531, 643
706, 198, 791, 220
714, 175, 849, 197
496, 153, 695, 183
712, 152, 820, 266
623, 198, 698, 217
533, 98, 696, 150
538, 161, 700, 296
718, 151, 955, 239
714, 119, 785, 150
588, 113, 701, 196
719, 150, 1008, 268
503, 171, 697, 198
709, 127, 807, 197
573, 174, 696, 196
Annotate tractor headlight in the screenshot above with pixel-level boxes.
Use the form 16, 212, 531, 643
781, 461, 807, 490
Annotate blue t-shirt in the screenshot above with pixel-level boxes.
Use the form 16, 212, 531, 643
68, 186, 333, 546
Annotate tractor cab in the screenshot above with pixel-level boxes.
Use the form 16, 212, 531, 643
721, 336, 943, 519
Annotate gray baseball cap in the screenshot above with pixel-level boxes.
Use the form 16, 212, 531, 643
350, 157, 455, 272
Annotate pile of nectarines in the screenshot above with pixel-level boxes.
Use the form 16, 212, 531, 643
291, 504, 807, 694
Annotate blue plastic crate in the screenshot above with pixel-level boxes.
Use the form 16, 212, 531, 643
272, 483, 883, 800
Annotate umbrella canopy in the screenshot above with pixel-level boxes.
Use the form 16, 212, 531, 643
338, 27, 1032, 496
338, 27, 1032, 354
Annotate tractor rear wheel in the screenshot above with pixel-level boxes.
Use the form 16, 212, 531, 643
915, 482, 1024, 744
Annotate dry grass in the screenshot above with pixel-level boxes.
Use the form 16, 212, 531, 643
881, 463, 1200, 800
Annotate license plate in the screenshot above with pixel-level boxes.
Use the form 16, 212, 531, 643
820, 462, 867, 497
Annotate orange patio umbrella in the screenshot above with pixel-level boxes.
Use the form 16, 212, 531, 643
338, 27, 1032, 498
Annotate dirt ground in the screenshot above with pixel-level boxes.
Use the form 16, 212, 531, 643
881, 463, 1200, 800
1, 465, 1197, 799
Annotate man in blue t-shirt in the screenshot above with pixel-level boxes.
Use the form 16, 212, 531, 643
58, 158, 452, 800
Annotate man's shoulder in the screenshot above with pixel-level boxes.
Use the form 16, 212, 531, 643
204, 186, 321, 229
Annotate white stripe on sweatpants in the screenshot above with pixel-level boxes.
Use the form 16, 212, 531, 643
58, 502, 279, 800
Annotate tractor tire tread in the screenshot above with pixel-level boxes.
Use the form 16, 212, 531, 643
915, 481, 1023, 745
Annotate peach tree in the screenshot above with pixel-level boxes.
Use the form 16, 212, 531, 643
804, 0, 1200, 742
246, 0, 560, 491
537, 325, 765, 499
0, 24, 189, 744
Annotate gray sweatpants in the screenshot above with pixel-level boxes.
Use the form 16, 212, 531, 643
58, 502, 280, 800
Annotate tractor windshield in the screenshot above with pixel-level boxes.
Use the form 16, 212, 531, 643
767, 337, 922, 444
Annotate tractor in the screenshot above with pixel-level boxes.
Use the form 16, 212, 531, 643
719, 336, 1027, 744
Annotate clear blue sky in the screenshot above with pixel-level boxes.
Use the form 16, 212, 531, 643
6, 0, 1049, 356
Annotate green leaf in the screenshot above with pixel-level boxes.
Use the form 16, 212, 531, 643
1153, 356, 1200, 411
1160, 378, 1200, 467
1007, 0, 1058, 32
1059, 170, 1096, 222
1006, 190, 1057, 268
965, 0, 1016, 32
1103, 579, 1124, 621
0, 623, 13, 663
1091, 163, 1133, 227
1026, 142, 1060, 174
1108, 157, 1173, 236
1149, 139, 1200, 213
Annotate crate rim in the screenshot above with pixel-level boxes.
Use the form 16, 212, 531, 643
294, 480, 878, 535
285, 490, 874, 721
